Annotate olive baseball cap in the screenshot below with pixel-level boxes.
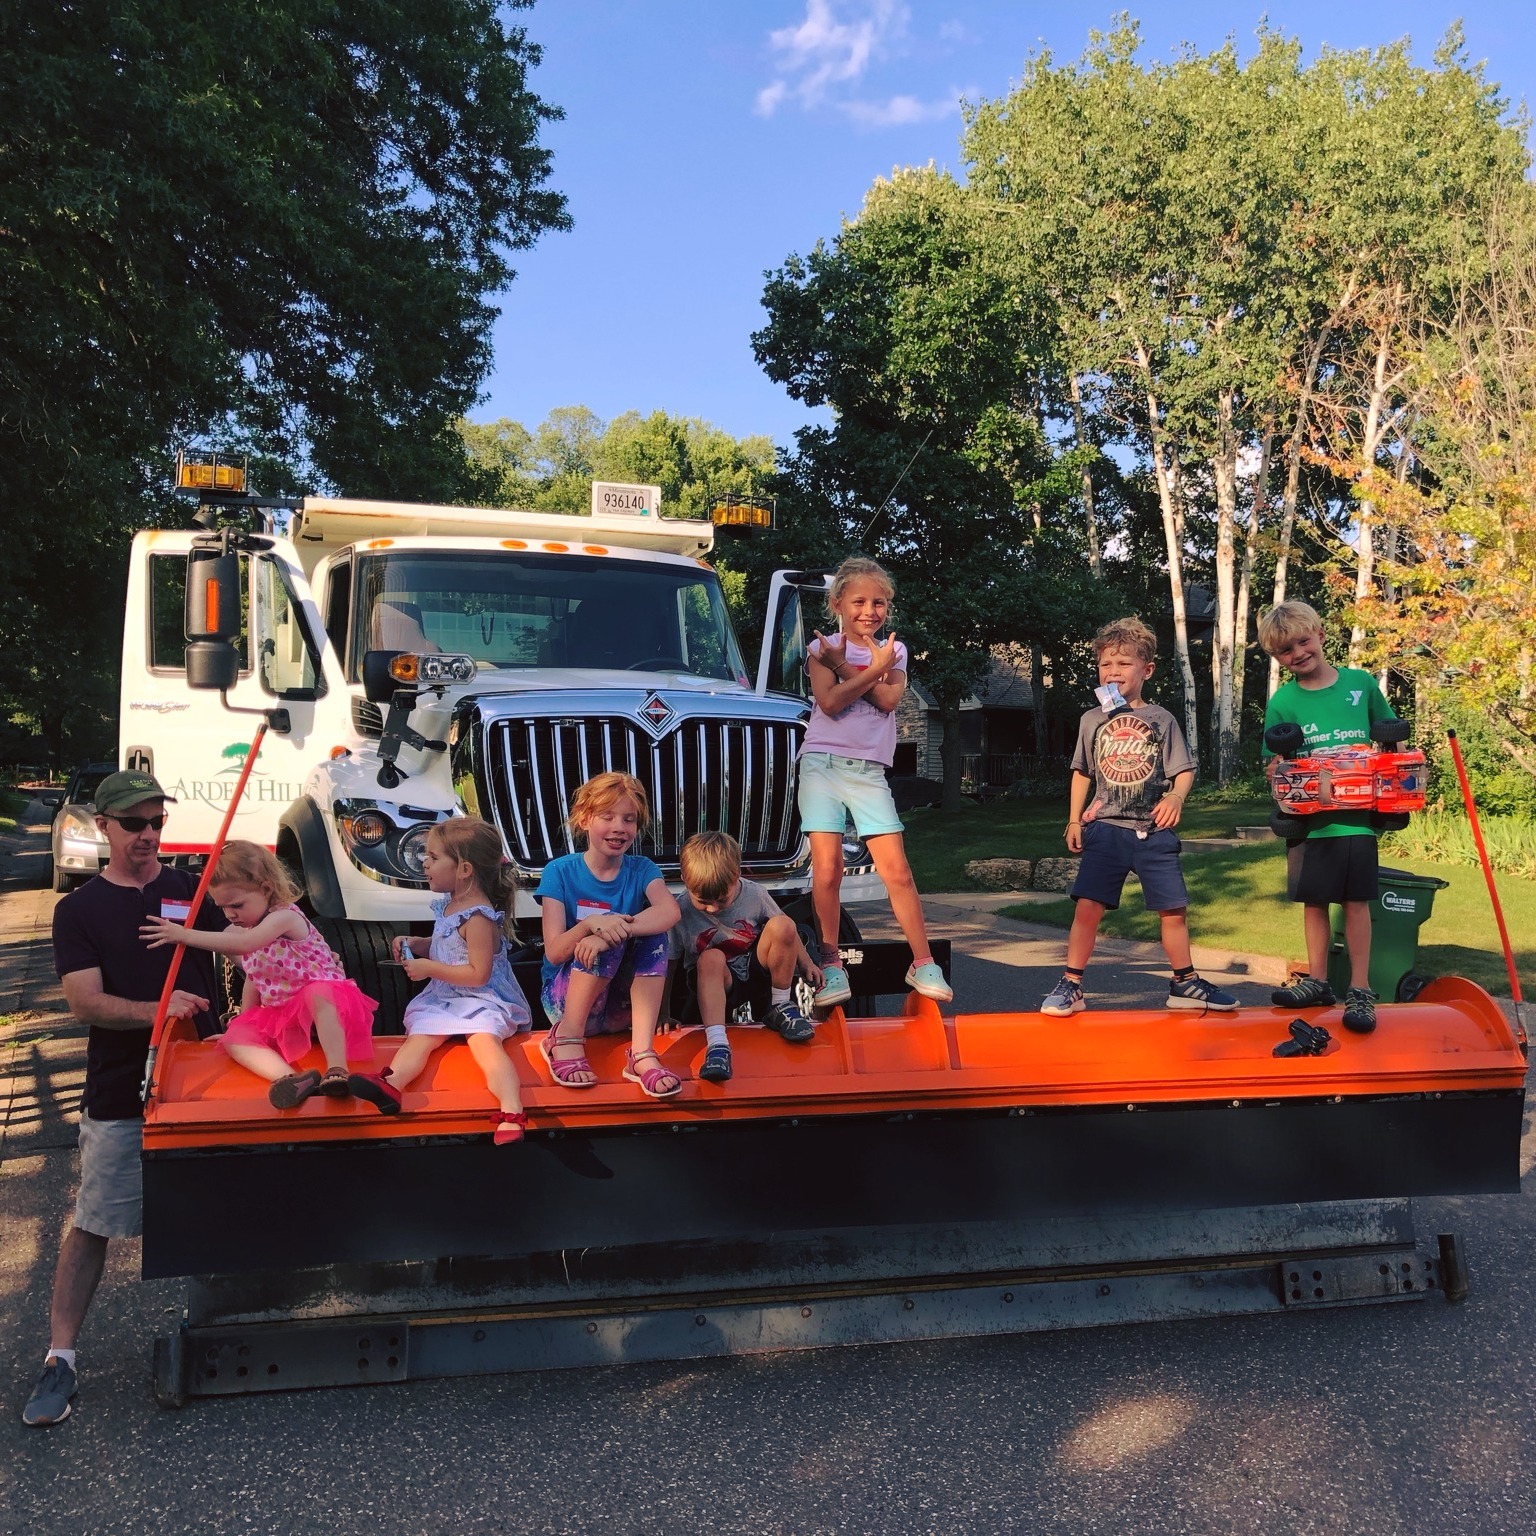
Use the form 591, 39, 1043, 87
93, 770, 177, 815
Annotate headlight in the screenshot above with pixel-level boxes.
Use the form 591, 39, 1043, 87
398, 824, 432, 879
390, 652, 477, 687
338, 810, 388, 847
60, 808, 107, 845
334, 798, 438, 886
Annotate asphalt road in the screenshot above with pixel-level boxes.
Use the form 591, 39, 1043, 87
2, 802, 1533, 1535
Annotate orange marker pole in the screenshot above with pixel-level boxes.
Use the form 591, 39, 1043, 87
1446, 729, 1526, 1042
140, 724, 268, 1105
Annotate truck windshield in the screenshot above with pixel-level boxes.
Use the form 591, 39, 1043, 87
351, 551, 750, 684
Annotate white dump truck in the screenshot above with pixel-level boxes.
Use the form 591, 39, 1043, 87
119, 464, 883, 1024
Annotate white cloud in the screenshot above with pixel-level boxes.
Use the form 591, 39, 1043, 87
756, 0, 910, 117
841, 90, 966, 128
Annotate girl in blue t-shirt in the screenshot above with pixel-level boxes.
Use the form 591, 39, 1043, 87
534, 772, 683, 1097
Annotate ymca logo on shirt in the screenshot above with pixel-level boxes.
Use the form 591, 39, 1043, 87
1349, 690, 1363, 706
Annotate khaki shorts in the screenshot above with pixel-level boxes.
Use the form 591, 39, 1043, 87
74, 1112, 143, 1239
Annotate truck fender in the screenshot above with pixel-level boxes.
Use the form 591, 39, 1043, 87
277, 800, 344, 919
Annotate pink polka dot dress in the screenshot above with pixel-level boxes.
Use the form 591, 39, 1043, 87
219, 906, 378, 1064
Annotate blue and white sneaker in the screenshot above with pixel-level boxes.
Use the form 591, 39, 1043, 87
1040, 977, 1086, 1017
1167, 973, 1239, 1011
905, 962, 953, 1003
814, 965, 852, 1008
22, 1357, 77, 1427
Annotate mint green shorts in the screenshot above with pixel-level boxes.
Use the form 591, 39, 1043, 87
798, 751, 904, 838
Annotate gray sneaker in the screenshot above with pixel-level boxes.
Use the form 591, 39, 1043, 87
764, 1002, 816, 1043
1270, 975, 1337, 1009
22, 1357, 76, 1427
1040, 977, 1086, 1017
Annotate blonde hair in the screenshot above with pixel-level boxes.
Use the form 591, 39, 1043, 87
427, 817, 518, 940
209, 840, 301, 908
827, 556, 894, 630
567, 772, 651, 840
679, 831, 741, 904
1093, 616, 1157, 665
1257, 601, 1324, 655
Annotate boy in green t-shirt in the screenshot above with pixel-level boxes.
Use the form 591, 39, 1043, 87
1258, 601, 1395, 1032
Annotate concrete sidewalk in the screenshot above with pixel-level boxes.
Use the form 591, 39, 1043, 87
849, 888, 1287, 1018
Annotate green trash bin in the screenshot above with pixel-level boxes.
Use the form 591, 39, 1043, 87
1327, 865, 1450, 1003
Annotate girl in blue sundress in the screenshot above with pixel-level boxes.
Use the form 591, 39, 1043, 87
387, 817, 532, 1145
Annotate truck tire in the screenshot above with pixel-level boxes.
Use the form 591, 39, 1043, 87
310, 915, 414, 1035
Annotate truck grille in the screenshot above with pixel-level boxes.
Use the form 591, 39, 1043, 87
483, 715, 803, 872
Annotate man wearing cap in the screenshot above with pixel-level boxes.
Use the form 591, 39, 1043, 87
23, 771, 225, 1427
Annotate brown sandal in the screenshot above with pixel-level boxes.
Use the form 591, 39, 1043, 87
316, 1066, 352, 1098
268, 1069, 321, 1110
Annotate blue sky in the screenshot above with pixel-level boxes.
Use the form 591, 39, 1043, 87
481, 2, 1534, 451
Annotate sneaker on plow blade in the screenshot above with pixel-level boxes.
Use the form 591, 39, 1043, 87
1270, 975, 1337, 1009
1167, 974, 1239, 1011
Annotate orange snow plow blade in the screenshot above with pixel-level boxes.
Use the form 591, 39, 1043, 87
140, 979, 1524, 1405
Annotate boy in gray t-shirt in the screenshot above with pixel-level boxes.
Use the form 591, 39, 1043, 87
674, 832, 825, 1083
1040, 617, 1238, 1018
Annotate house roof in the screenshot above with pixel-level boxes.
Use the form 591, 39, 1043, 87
907, 645, 1035, 713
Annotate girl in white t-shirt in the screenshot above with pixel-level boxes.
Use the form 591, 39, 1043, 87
799, 557, 952, 1009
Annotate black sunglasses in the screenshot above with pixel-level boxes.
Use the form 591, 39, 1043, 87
102, 813, 168, 832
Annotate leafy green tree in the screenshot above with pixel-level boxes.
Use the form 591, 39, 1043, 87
459, 406, 776, 522
754, 168, 1109, 809
963, 20, 1527, 782
1, 0, 567, 766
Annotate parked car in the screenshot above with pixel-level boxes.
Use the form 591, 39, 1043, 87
47, 761, 115, 892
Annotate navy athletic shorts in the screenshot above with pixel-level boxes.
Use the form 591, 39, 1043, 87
1070, 820, 1188, 912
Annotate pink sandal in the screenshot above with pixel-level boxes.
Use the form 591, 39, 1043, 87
492, 1110, 527, 1146
623, 1048, 683, 1099
539, 1028, 597, 1089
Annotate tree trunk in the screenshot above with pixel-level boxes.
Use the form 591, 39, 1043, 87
1350, 297, 1400, 664
1211, 386, 1240, 784
1132, 341, 1200, 754
1234, 419, 1274, 761
1031, 646, 1047, 755
1069, 373, 1103, 578
1269, 325, 1332, 698
939, 693, 966, 814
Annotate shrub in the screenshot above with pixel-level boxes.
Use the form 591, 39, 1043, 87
1380, 810, 1536, 881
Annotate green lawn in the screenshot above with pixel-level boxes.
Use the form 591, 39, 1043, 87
0, 789, 31, 834
1002, 842, 1536, 1000
901, 793, 1273, 892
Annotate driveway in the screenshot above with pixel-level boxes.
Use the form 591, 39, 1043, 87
2, 801, 1532, 1535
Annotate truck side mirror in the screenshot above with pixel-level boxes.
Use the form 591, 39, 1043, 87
184, 545, 243, 692
362, 650, 408, 705
186, 547, 242, 642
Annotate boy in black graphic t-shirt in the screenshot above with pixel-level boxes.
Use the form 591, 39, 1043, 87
1039, 619, 1239, 1018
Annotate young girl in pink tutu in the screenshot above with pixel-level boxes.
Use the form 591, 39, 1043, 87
141, 841, 395, 1113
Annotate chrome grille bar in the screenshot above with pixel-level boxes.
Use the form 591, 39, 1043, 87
482, 714, 803, 872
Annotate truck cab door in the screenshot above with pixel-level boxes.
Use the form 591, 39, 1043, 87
756, 570, 831, 698
121, 532, 337, 856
